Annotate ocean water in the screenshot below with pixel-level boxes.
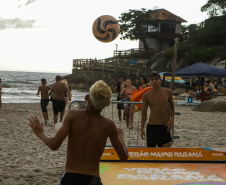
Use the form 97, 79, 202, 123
0, 70, 89, 103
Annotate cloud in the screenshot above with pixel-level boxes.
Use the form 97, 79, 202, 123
17, 0, 40, 8
0, 17, 35, 30
25, 0, 37, 6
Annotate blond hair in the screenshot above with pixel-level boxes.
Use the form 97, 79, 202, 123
89, 80, 112, 110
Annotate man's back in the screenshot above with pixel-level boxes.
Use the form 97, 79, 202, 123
64, 109, 121, 176
28, 80, 128, 184
52, 82, 66, 101
39, 85, 50, 99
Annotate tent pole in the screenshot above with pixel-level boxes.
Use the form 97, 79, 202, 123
162, 73, 165, 87
200, 77, 204, 102
170, 38, 179, 90
198, 77, 201, 101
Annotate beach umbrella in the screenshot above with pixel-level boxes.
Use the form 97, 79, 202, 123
159, 72, 185, 84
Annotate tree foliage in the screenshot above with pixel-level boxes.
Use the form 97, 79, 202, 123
118, 5, 226, 66
201, 0, 226, 16
180, 25, 189, 41
163, 16, 226, 66
118, 8, 157, 51
189, 16, 226, 47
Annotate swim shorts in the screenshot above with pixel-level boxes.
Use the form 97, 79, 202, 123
40, 98, 49, 113
52, 99, 65, 114
123, 98, 134, 108
117, 94, 124, 110
146, 124, 172, 147
57, 172, 103, 185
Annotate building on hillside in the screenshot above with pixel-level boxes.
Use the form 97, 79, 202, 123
72, 9, 187, 72
139, 9, 186, 52
199, 13, 226, 28
194, 14, 226, 46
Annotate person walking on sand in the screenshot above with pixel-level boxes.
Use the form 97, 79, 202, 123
114, 77, 125, 121
28, 80, 128, 185
141, 72, 175, 147
36, 78, 51, 124
0, 78, 2, 110
49, 75, 71, 124
120, 78, 137, 129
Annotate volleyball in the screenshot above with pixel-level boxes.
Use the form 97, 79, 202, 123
92, 15, 120, 43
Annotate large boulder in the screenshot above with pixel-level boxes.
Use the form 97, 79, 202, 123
193, 99, 226, 112
173, 88, 187, 94
66, 70, 132, 91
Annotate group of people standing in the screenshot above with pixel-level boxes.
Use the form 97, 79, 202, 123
115, 73, 174, 147
29, 72, 174, 184
114, 76, 150, 129
36, 75, 71, 125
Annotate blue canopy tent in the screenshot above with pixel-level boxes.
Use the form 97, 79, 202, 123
164, 62, 226, 78
163, 62, 226, 101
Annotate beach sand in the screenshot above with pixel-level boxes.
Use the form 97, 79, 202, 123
0, 99, 226, 184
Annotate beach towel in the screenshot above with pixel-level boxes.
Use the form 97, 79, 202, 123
131, 87, 152, 109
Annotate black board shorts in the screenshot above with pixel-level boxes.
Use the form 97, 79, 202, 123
52, 99, 65, 114
57, 172, 103, 185
40, 98, 49, 112
146, 124, 172, 147
117, 94, 124, 110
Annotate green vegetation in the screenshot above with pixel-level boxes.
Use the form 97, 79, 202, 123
118, 8, 157, 52
163, 0, 226, 64
119, 1, 226, 66
163, 16, 226, 65
201, 0, 226, 16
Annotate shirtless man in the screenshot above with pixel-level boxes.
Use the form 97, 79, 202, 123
49, 75, 71, 124
114, 77, 125, 121
28, 80, 128, 185
36, 78, 51, 124
141, 72, 175, 147
61, 76, 71, 104
204, 80, 214, 100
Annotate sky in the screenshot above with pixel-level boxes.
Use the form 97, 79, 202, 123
0, 0, 209, 73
